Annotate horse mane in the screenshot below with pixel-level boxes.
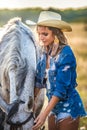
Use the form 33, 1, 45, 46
0, 17, 36, 98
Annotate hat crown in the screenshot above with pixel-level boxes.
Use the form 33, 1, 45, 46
26, 11, 72, 32
38, 11, 61, 23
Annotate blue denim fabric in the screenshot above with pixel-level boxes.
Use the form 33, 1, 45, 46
35, 45, 86, 118
49, 111, 71, 121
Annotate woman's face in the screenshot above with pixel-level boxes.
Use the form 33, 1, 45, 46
37, 26, 55, 46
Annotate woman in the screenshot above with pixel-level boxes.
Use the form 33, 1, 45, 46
29, 11, 86, 130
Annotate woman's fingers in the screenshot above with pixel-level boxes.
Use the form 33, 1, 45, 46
33, 120, 42, 130
32, 112, 46, 130
33, 117, 44, 130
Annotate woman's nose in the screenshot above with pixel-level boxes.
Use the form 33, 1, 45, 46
39, 35, 44, 41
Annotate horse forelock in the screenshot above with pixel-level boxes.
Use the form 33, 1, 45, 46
0, 18, 36, 99
0, 17, 37, 52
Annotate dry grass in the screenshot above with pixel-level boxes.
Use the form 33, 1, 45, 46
66, 23, 87, 108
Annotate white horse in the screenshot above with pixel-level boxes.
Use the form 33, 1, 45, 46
0, 18, 44, 130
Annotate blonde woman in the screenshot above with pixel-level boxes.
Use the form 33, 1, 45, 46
27, 11, 86, 130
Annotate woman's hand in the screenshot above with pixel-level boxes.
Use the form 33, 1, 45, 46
32, 96, 59, 130
32, 112, 47, 130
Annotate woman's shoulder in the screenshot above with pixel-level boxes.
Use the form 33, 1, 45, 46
55, 45, 76, 65
61, 45, 74, 55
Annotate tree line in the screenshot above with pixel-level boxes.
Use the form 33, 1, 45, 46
0, 7, 87, 26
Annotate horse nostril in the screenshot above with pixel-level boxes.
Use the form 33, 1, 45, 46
34, 122, 36, 125
16, 121, 20, 124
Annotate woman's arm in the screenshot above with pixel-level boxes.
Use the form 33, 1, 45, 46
44, 96, 59, 117
33, 95, 59, 130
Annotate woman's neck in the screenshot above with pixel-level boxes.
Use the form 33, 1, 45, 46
46, 43, 54, 55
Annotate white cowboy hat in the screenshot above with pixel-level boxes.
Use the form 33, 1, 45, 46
26, 11, 72, 32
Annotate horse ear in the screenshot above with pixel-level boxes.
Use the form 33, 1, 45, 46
24, 96, 33, 112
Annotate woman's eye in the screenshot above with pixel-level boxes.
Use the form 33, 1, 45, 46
43, 33, 48, 36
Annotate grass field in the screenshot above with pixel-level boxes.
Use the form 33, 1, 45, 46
41, 23, 87, 130
68, 23, 87, 130
67, 23, 87, 108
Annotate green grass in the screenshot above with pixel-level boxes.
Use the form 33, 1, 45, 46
79, 117, 87, 130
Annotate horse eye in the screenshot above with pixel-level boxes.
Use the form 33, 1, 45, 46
28, 96, 33, 109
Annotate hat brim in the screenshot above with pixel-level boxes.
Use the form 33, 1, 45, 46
37, 20, 72, 32
26, 20, 72, 32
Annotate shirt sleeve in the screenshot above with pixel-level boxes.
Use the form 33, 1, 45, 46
53, 54, 76, 100
35, 60, 46, 89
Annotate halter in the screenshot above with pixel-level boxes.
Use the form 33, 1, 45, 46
6, 100, 34, 130
7, 112, 45, 130
7, 112, 33, 130
6, 100, 45, 130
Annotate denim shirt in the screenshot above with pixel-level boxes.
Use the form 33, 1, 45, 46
35, 45, 86, 118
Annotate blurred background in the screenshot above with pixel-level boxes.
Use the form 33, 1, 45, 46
0, 0, 87, 129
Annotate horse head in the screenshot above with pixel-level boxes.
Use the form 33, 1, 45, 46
0, 17, 44, 130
